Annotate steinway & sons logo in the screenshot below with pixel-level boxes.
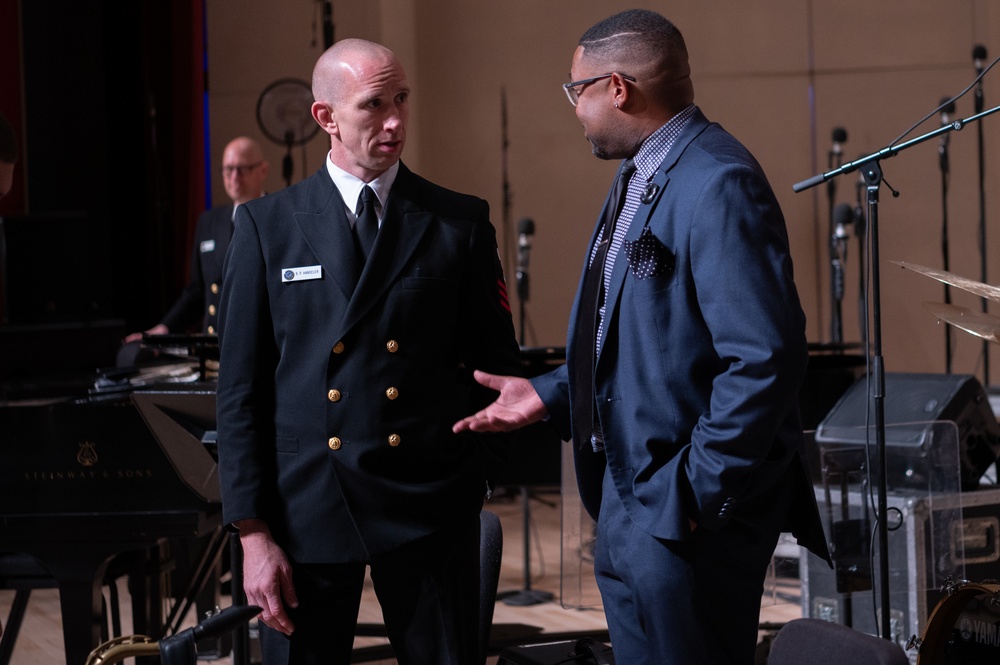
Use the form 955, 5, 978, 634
77, 441, 98, 466
21, 440, 154, 481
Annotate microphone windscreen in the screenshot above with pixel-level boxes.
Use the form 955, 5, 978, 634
973, 44, 988, 62
833, 203, 853, 228
939, 97, 956, 115
832, 127, 847, 144
517, 217, 535, 235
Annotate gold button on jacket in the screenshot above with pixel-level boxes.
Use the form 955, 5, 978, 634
388, 434, 401, 447
327, 389, 342, 402
328, 437, 342, 450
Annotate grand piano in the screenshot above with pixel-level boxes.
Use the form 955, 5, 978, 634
0, 335, 225, 665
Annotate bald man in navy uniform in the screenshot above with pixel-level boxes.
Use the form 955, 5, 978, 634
217, 39, 520, 665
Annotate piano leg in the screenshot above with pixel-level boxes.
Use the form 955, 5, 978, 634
0, 590, 31, 665
52, 559, 111, 665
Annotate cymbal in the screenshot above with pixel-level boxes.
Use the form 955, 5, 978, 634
893, 261, 1000, 303
922, 301, 1000, 344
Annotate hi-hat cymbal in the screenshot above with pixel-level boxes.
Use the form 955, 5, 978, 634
893, 261, 1000, 303
922, 301, 1000, 344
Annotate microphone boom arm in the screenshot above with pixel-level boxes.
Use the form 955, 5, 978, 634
793, 102, 1000, 192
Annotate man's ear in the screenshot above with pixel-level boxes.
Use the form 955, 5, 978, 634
311, 101, 338, 137
610, 72, 631, 109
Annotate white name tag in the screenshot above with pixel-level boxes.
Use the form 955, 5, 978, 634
200, 239, 216, 253
281, 265, 323, 282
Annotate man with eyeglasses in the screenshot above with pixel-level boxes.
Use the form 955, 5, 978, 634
455, 9, 830, 664
124, 136, 268, 344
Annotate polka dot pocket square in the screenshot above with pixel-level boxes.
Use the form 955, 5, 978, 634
623, 227, 674, 280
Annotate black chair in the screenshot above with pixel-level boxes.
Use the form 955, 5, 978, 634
479, 510, 504, 665
767, 619, 909, 665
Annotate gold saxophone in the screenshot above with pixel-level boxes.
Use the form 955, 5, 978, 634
83, 605, 259, 665
85, 634, 159, 665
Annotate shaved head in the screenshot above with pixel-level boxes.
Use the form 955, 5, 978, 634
310, 38, 410, 181
312, 38, 400, 106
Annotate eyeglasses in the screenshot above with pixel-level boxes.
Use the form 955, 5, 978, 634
562, 72, 636, 106
222, 162, 262, 177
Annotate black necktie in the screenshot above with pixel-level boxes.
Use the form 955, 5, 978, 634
356, 185, 378, 260
572, 159, 636, 451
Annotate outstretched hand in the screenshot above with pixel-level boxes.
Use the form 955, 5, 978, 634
452, 370, 548, 433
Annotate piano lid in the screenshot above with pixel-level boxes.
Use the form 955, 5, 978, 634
132, 387, 220, 504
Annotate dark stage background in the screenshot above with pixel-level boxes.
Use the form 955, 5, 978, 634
0, 0, 208, 377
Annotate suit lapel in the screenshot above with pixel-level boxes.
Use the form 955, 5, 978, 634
292, 170, 361, 301
340, 164, 433, 333
598, 110, 712, 361
566, 161, 634, 368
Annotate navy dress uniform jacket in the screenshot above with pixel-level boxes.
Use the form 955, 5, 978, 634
216, 163, 521, 563
161, 204, 233, 335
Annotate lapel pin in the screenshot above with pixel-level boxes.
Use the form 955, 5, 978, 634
641, 182, 660, 204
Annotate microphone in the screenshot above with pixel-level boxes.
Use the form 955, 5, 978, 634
831, 203, 852, 304
974, 44, 987, 75
833, 202, 853, 242
517, 217, 535, 269
940, 97, 956, 126
829, 127, 847, 169
516, 217, 535, 301
939, 96, 956, 150
974, 45, 987, 113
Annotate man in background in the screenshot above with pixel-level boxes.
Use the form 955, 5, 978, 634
125, 136, 268, 342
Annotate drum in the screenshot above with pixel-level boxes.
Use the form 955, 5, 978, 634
916, 582, 1000, 664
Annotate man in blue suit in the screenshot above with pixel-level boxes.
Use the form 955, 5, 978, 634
455, 10, 830, 664
217, 39, 520, 664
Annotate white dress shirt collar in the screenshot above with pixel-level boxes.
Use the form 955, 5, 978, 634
324, 154, 399, 225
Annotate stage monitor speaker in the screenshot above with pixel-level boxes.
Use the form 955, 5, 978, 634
816, 372, 1000, 491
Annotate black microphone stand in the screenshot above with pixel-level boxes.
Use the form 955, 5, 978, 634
793, 101, 1000, 641
862, 160, 891, 644
320, 0, 334, 49
853, 174, 868, 348
517, 248, 529, 345
974, 60, 990, 386
939, 116, 953, 374
828, 150, 844, 345
503, 228, 555, 607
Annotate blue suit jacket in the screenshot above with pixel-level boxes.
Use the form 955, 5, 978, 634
534, 109, 829, 561
216, 164, 520, 563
